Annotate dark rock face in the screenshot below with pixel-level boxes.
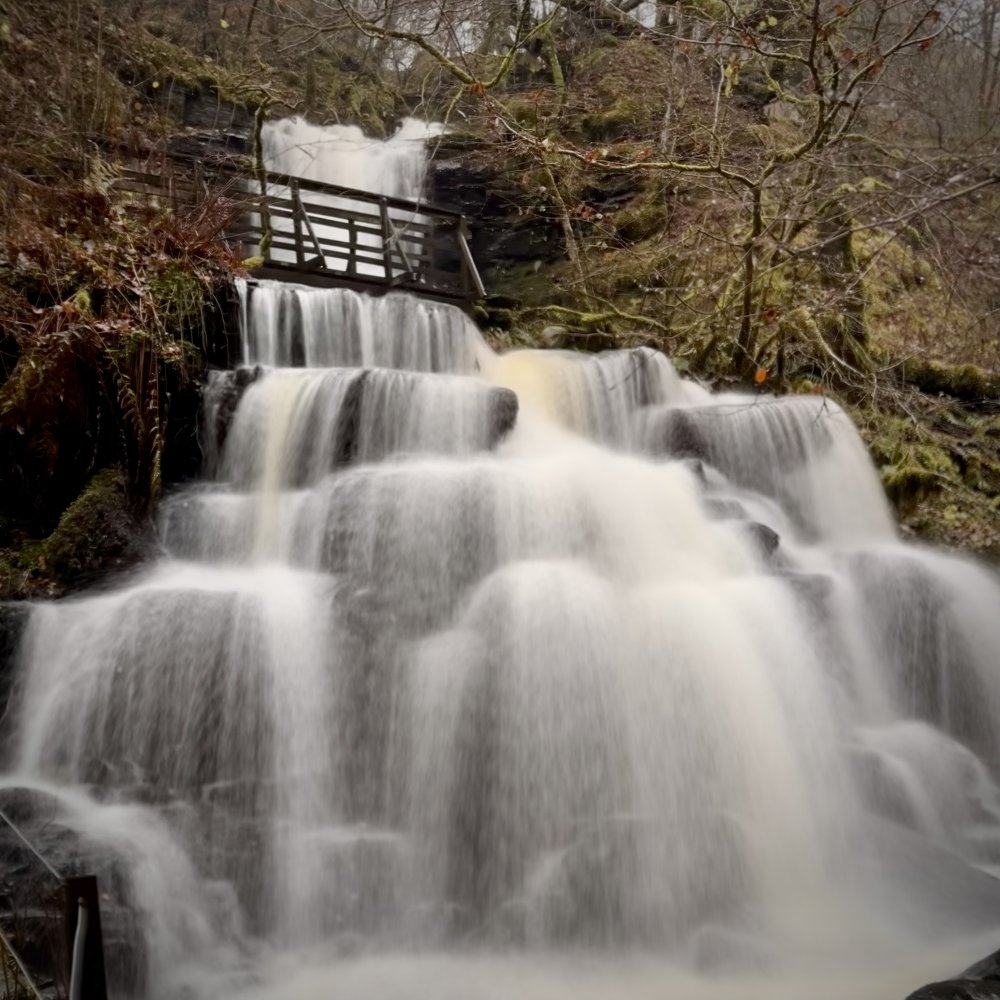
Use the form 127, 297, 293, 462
0, 602, 28, 754
743, 521, 780, 560
962, 950, 1000, 980
906, 947, 1000, 999
906, 979, 1000, 999
161, 280, 252, 487
158, 86, 253, 162
161, 375, 208, 488
200, 365, 264, 477
42, 468, 150, 593
429, 155, 564, 283
488, 385, 519, 444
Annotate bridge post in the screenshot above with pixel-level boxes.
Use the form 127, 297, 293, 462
291, 178, 305, 268
379, 198, 394, 283
347, 219, 357, 276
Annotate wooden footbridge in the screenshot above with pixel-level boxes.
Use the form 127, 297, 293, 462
117, 157, 486, 305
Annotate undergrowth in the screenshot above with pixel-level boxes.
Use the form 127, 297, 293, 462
0, 161, 244, 556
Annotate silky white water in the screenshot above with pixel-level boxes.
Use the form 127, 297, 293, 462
3, 120, 1000, 1000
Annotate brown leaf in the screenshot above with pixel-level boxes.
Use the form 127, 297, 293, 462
833, 3, 849, 16
754, 367, 768, 384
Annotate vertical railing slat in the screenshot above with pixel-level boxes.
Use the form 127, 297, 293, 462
347, 218, 357, 276
379, 198, 394, 284
291, 178, 305, 268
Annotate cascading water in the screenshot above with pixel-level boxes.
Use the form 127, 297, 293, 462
3, 120, 1000, 1000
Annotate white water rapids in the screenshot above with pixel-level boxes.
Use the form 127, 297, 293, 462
3, 122, 1000, 1000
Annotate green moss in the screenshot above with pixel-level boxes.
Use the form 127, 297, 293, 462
882, 463, 942, 513
569, 39, 676, 143
903, 359, 1000, 402
614, 195, 669, 243
149, 264, 206, 330
39, 466, 145, 589
0, 465, 154, 598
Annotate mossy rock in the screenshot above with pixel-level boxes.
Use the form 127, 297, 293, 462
614, 195, 669, 243
882, 463, 945, 515
903, 359, 1000, 403
38, 467, 148, 592
569, 38, 678, 143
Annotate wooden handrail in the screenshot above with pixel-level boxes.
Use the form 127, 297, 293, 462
258, 168, 465, 220
138, 147, 466, 220
115, 156, 485, 303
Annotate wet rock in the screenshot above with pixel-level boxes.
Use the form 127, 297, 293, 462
648, 408, 709, 462
905, 977, 1000, 999
962, 950, 1000, 980
40, 467, 149, 593
202, 366, 263, 472
904, 927, 1000, 997
743, 521, 780, 559
489, 387, 519, 444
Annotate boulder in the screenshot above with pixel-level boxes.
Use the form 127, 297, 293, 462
906, 978, 1000, 999
905, 945, 1000, 999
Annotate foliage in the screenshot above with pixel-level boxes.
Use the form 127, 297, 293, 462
0, 166, 243, 534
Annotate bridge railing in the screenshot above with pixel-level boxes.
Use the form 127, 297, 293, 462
115, 157, 485, 303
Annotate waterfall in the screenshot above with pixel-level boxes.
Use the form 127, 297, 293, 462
3, 121, 1000, 1000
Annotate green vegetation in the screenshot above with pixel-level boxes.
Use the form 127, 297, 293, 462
1, 467, 145, 598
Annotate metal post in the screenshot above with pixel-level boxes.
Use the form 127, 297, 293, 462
68, 899, 87, 1000
458, 219, 486, 298
63, 875, 107, 1000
